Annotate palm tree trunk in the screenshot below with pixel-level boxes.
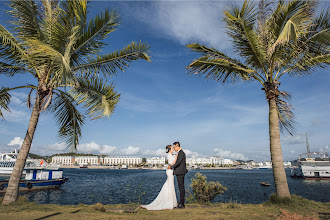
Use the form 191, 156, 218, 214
2, 96, 41, 205
268, 96, 291, 198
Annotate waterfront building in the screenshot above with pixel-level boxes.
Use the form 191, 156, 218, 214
146, 157, 166, 165
51, 156, 74, 166
102, 156, 142, 165
284, 161, 292, 167
186, 157, 234, 166
75, 156, 99, 166
221, 158, 234, 166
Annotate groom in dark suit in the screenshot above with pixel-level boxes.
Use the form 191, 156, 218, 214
170, 141, 188, 208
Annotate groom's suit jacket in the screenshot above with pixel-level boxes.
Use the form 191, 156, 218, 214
171, 150, 188, 175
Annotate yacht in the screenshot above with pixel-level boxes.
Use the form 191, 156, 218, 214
0, 149, 58, 175
291, 134, 330, 180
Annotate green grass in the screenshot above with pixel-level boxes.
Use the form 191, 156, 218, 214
0, 195, 329, 220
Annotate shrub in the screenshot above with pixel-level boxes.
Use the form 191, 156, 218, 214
189, 172, 227, 203
93, 203, 106, 212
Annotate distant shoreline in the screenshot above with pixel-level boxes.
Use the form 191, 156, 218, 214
59, 166, 237, 170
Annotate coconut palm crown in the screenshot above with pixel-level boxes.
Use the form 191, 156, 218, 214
0, 0, 150, 204
187, 0, 329, 198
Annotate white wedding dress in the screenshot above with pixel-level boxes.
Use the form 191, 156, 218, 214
141, 153, 177, 210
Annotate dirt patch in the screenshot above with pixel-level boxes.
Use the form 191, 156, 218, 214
276, 209, 317, 220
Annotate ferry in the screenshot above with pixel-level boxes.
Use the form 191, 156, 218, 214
0, 168, 68, 193
0, 150, 60, 175
291, 152, 330, 180
291, 134, 330, 180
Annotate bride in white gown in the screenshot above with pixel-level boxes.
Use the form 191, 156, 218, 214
141, 145, 178, 210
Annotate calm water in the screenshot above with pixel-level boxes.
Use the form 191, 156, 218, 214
1, 168, 329, 205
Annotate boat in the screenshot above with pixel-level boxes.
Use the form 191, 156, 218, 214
80, 164, 88, 169
291, 134, 330, 180
0, 168, 68, 193
259, 182, 271, 186
259, 165, 272, 169
0, 149, 59, 175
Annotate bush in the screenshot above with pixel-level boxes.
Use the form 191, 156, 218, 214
93, 203, 106, 212
189, 172, 227, 203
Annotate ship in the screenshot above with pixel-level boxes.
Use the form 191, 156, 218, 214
0, 168, 68, 193
0, 149, 59, 175
291, 134, 330, 180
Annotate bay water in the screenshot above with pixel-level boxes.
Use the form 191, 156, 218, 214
2, 168, 329, 205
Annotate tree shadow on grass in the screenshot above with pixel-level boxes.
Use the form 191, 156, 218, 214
34, 212, 62, 220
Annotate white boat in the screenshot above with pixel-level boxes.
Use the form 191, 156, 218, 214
0, 168, 68, 193
0, 150, 59, 175
291, 134, 330, 180
291, 152, 330, 180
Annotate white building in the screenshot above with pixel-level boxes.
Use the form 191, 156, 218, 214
220, 158, 234, 166
186, 157, 234, 166
186, 158, 197, 165
284, 161, 292, 167
51, 156, 74, 166
102, 156, 142, 165
75, 156, 99, 166
147, 157, 166, 165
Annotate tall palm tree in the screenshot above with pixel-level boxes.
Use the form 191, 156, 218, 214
187, 0, 329, 198
0, 0, 150, 204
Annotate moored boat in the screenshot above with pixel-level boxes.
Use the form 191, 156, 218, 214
0, 149, 59, 175
291, 152, 330, 180
0, 168, 68, 193
291, 134, 330, 180
259, 182, 271, 186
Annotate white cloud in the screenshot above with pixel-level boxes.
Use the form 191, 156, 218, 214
144, 148, 165, 157
214, 148, 248, 160
101, 145, 118, 155
8, 137, 23, 146
2, 108, 30, 123
10, 91, 28, 106
319, 146, 329, 153
120, 146, 141, 155
135, 1, 229, 49
77, 141, 101, 154
35, 142, 66, 155
282, 133, 306, 145
184, 149, 203, 158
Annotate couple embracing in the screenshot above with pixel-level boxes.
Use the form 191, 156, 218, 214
141, 142, 188, 210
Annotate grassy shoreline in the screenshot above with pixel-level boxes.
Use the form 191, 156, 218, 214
0, 195, 329, 220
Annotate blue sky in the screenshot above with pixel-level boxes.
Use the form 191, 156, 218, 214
0, 1, 329, 162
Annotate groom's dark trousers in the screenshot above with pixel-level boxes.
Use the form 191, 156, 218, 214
171, 149, 188, 206
176, 174, 185, 205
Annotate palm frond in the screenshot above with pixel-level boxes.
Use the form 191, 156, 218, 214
276, 90, 296, 135
51, 91, 85, 152
0, 62, 29, 76
0, 87, 11, 120
72, 41, 151, 76
303, 6, 330, 56
187, 43, 257, 83
69, 77, 120, 120
0, 24, 25, 64
269, 0, 317, 53
24, 38, 73, 85
71, 9, 120, 66
224, 0, 267, 73
40, 0, 64, 48
8, 0, 43, 39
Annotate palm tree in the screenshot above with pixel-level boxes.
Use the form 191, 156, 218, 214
0, 0, 150, 204
186, 0, 329, 198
